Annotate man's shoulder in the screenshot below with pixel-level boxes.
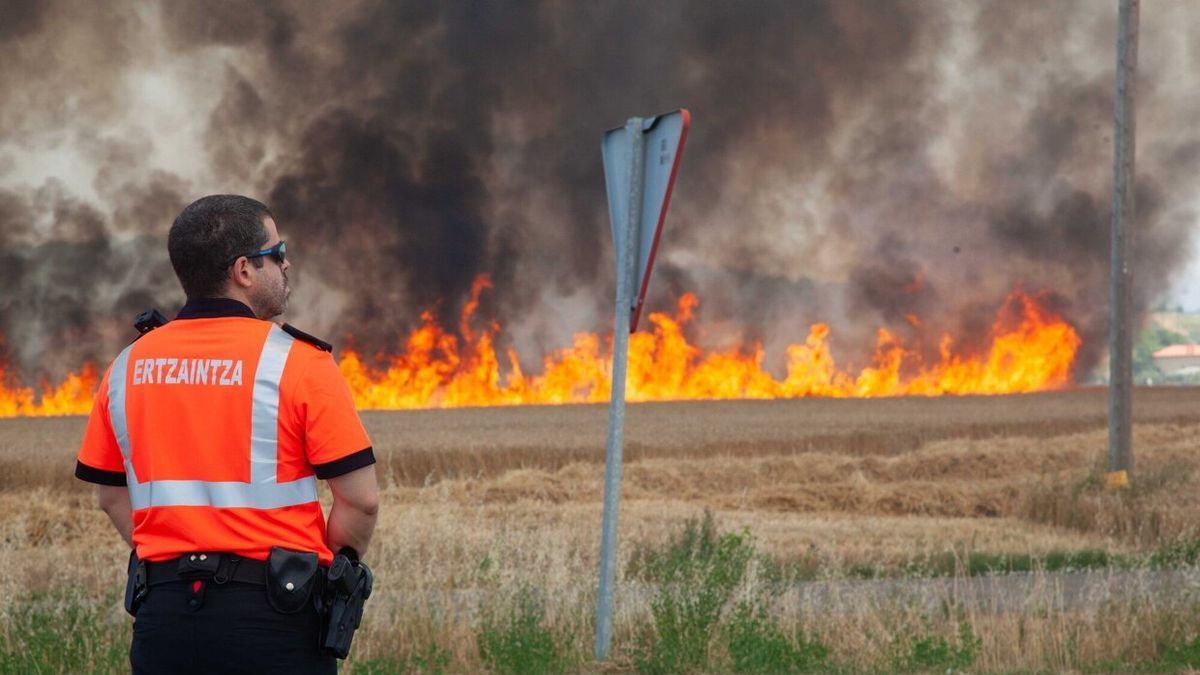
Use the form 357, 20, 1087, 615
282, 323, 333, 353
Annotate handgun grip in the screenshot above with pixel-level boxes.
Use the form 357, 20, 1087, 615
326, 554, 356, 593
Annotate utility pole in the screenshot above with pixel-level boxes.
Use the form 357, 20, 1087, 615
1108, 0, 1138, 485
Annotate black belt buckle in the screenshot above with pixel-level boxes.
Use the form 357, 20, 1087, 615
177, 552, 221, 578
214, 554, 241, 584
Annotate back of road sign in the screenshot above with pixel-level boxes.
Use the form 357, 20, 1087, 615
602, 109, 690, 332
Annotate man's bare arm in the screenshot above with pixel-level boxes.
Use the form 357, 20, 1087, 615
96, 485, 133, 547
325, 464, 379, 558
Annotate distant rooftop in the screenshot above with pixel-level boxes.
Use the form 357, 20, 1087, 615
1152, 344, 1200, 358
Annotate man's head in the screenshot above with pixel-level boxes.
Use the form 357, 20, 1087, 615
168, 195, 292, 320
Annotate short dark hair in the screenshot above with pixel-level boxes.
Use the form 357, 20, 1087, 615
168, 195, 272, 299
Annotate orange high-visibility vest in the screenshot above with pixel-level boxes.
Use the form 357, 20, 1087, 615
75, 299, 373, 565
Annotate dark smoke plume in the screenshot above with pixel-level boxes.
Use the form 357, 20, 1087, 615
1, 0, 1199, 383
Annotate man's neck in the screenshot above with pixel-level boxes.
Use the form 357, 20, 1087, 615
221, 287, 257, 315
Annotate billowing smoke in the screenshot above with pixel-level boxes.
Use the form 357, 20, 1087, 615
1, 0, 1198, 383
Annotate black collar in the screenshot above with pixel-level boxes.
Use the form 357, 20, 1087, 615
176, 297, 258, 320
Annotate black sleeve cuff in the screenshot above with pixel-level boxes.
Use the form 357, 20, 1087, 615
75, 460, 128, 486
312, 447, 376, 480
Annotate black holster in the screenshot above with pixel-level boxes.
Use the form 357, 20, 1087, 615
319, 553, 374, 659
124, 550, 147, 616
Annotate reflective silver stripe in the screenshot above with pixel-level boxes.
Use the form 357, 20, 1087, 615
126, 476, 317, 509
108, 325, 317, 510
250, 325, 295, 484
108, 344, 139, 484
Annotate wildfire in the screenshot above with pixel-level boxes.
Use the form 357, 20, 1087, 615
0, 277, 1081, 417
342, 277, 1080, 408
0, 363, 98, 417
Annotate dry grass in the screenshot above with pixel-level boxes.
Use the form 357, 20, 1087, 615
5, 387, 1200, 671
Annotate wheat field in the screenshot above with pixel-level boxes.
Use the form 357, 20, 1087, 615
4, 387, 1200, 672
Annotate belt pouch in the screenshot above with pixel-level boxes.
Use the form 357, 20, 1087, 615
124, 550, 147, 616
177, 552, 221, 578
266, 547, 319, 614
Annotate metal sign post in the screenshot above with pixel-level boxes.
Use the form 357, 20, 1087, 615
595, 118, 644, 662
1108, 0, 1138, 487
595, 110, 689, 661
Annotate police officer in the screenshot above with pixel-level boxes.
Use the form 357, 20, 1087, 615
74, 195, 379, 674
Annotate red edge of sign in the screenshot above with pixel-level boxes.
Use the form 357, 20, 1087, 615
630, 108, 690, 333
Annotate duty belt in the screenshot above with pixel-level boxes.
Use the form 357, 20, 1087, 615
145, 553, 267, 587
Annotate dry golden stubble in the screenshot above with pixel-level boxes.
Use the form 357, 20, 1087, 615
5, 391, 1200, 670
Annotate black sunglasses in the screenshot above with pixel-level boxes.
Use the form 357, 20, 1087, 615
229, 241, 286, 267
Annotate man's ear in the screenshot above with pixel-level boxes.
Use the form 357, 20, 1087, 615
229, 258, 255, 290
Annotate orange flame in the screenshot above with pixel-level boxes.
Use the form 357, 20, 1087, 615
0, 363, 98, 417
0, 278, 1081, 417
341, 277, 1080, 408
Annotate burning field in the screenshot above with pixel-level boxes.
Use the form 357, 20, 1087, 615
5, 390, 1200, 671
0, 276, 1082, 418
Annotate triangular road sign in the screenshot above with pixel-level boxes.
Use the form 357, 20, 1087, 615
602, 109, 690, 331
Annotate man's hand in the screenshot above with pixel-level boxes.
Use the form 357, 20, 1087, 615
96, 485, 133, 547
326, 465, 379, 558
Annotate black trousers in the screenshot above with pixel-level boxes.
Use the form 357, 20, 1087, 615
130, 579, 336, 674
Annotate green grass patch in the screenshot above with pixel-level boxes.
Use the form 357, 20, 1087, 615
888, 621, 981, 673
1154, 635, 1200, 672
898, 536, 1200, 579
906, 548, 1128, 578
631, 511, 754, 674
630, 511, 835, 674
725, 602, 829, 673
747, 545, 1162, 583
0, 592, 128, 674
822, 541, 1200, 581
476, 588, 573, 675
349, 641, 452, 675
839, 549, 1129, 581
1150, 538, 1200, 569
1090, 633, 1200, 673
